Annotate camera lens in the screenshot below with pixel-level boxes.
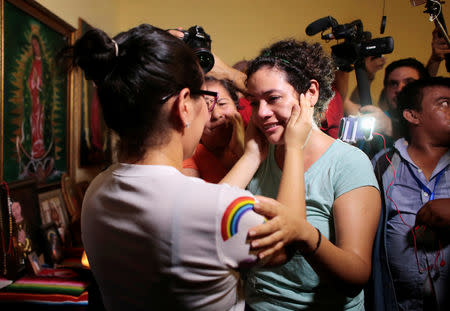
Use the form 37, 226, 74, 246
182, 26, 214, 73
196, 49, 215, 73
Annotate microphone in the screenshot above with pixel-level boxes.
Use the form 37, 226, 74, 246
306, 16, 338, 36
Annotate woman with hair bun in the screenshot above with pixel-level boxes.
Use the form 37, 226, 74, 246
231, 40, 382, 310
63, 24, 313, 311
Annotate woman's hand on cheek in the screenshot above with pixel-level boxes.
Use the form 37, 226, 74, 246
284, 94, 314, 150
244, 114, 268, 164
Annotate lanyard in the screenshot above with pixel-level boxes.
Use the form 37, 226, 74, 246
406, 164, 446, 201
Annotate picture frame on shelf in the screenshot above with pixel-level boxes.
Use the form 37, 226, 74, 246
41, 222, 63, 265
38, 187, 70, 246
60, 173, 82, 222
27, 250, 44, 275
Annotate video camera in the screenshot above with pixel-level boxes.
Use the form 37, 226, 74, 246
306, 16, 394, 72
181, 25, 215, 73
306, 16, 394, 107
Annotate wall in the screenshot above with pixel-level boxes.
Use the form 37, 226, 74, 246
116, 0, 449, 104
36, 0, 119, 35
32, 0, 450, 182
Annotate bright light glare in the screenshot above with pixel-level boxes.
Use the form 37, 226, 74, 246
361, 117, 375, 130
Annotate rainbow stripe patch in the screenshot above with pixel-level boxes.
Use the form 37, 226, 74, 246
221, 196, 255, 241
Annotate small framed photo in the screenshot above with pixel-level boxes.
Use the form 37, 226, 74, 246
38, 187, 70, 245
27, 251, 44, 275
41, 222, 63, 264
60, 173, 83, 222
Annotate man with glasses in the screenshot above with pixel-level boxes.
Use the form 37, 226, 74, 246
355, 58, 429, 158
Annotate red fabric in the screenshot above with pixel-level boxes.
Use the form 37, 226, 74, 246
0, 291, 88, 304
321, 90, 344, 139
182, 157, 198, 170
183, 144, 228, 184
237, 98, 252, 127
90, 90, 103, 151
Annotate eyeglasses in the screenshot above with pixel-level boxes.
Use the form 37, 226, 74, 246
191, 89, 218, 112
161, 89, 218, 112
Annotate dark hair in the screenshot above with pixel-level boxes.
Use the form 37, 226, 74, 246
246, 40, 335, 125
204, 76, 240, 108
62, 24, 204, 161
383, 58, 429, 87
396, 76, 450, 141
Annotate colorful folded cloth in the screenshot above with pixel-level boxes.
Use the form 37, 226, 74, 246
0, 268, 90, 305
2, 271, 89, 296
0, 291, 88, 305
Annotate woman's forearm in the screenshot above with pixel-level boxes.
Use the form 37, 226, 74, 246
277, 147, 306, 219
220, 152, 260, 188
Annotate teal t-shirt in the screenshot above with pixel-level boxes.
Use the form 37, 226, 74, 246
245, 139, 379, 311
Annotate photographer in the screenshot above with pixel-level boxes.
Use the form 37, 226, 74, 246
342, 25, 447, 159
347, 58, 429, 159
305, 16, 397, 156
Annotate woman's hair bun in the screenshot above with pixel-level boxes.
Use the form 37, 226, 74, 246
73, 28, 118, 83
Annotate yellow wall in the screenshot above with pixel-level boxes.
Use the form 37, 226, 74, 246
39, 0, 450, 96
115, 0, 449, 103
34, 0, 450, 182
36, 0, 119, 35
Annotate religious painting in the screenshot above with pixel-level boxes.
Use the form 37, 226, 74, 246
41, 222, 63, 264
1, 0, 75, 184
78, 18, 112, 167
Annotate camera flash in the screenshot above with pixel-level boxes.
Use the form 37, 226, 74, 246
361, 117, 375, 130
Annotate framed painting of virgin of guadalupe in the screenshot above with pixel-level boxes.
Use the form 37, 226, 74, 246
0, 0, 75, 185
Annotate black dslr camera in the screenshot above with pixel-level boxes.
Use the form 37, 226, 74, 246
181, 25, 214, 73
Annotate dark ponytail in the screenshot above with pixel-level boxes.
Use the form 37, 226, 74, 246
61, 24, 204, 161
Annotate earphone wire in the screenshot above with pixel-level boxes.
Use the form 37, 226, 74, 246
373, 132, 444, 273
